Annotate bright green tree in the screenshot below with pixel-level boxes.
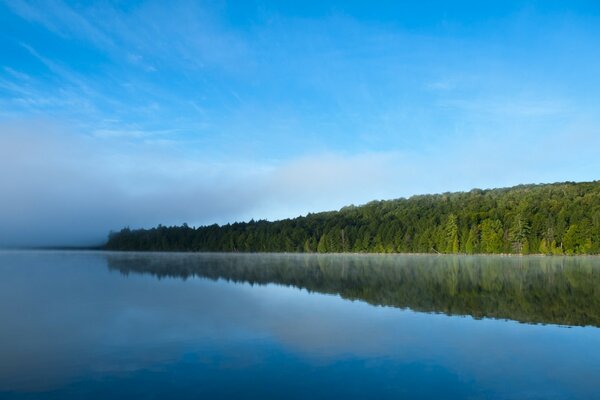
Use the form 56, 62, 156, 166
465, 225, 480, 254
480, 219, 504, 254
445, 214, 460, 253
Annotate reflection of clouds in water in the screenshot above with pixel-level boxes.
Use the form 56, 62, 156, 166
0, 251, 599, 398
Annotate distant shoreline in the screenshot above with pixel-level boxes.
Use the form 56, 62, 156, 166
3, 248, 599, 257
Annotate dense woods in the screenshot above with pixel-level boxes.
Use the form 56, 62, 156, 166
106, 181, 600, 255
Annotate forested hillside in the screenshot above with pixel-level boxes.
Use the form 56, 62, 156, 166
105, 181, 600, 255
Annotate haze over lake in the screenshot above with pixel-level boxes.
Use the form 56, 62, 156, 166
2, 251, 600, 399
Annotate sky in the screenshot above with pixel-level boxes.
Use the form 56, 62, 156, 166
1, 0, 600, 246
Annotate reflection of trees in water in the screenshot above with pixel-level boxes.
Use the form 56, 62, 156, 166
107, 254, 600, 328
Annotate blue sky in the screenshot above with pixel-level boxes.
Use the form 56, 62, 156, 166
1, 0, 600, 245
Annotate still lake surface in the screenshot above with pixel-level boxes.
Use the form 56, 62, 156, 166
1, 251, 600, 399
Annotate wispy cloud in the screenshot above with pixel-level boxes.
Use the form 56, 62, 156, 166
5, 0, 114, 48
5, 0, 251, 71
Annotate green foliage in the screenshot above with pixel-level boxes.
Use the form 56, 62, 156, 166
106, 181, 600, 255
480, 219, 504, 254
465, 225, 480, 254
444, 214, 460, 253
509, 215, 530, 254
538, 239, 549, 255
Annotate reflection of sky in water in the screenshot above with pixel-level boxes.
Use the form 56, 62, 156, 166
1, 251, 600, 399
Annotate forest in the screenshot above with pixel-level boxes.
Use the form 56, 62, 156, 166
105, 181, 600, 255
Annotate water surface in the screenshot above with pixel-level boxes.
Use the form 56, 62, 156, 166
1, 251, 600, 399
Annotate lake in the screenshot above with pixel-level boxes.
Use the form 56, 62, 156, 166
1, 251, 600, 399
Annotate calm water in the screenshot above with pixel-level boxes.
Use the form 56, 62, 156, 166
1, 251, 600, 399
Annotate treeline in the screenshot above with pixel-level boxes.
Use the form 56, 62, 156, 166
107, 253, 600, 327
106, 181, 600, 255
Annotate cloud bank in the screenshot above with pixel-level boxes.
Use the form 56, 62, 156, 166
2, 119, 599, 247
0, 121, 396, 246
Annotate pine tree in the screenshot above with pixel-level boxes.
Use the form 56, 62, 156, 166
445, 214, 460, 253
480, 219, 504, 254
317, 233, 328, 253
509, 215, 530, 254
465, 225, 480, 254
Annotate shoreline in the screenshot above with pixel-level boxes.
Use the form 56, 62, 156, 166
2, 248, 599, 257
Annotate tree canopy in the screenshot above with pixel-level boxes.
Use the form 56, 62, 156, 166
105, 181, 600, 255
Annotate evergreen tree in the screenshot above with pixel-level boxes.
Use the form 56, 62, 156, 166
465, 225, 480, 254
317, 233, 328, 253
509, 215, 530, 254
445, 214, 460, 253
480, 219, 504, 254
